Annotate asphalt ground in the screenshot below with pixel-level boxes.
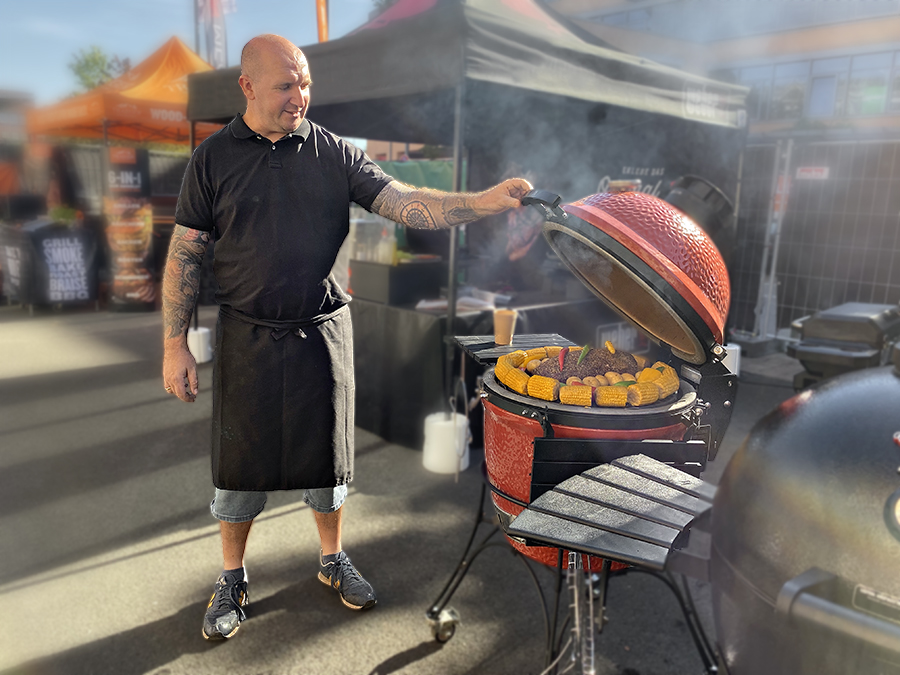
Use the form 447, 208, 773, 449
0, 304, 801, 675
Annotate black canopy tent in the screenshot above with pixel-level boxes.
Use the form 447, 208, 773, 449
186, 0, 748, 410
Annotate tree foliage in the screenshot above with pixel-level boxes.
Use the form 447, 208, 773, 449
68, 46, 132, 93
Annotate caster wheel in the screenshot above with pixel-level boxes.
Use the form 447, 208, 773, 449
428, 607, 460, 643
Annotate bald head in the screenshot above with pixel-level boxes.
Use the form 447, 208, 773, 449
238, 34, 313, 142
240, 34, 306, 82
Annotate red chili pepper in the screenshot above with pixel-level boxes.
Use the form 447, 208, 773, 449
558, 347, 569, 371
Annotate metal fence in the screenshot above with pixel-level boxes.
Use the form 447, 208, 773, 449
730, 139, 900, 337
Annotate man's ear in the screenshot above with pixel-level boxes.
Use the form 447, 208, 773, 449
238, 74, 255, 100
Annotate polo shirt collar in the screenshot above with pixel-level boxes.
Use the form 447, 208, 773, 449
230, 114, 311, 142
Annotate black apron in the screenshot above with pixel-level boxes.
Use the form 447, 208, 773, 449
211, 304, 355, 491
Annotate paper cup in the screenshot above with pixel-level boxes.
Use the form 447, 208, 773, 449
493, 309, 518, 345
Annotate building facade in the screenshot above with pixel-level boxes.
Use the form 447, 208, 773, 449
549, 0, 900, 342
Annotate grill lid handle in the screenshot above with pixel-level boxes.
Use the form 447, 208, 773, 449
522, 189, 568, 226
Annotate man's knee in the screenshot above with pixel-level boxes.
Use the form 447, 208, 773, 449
303, 485, 347, 514
211, 489, 267, 522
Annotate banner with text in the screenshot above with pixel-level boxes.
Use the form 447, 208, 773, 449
104, 147, 155, 310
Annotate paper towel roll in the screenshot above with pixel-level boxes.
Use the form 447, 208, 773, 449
423, 412, 470, 474
187, 327, 213, 364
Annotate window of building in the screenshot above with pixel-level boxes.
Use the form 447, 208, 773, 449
739, 65, 773, 121
771, 61, 809, 119
808, 57, 849, 117
847, 52, 892, 116
889, 51, 900, 113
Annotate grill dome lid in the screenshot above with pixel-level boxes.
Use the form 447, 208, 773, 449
530, 189, 731, 365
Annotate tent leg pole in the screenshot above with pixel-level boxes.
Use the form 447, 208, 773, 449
444, 82, 465, 416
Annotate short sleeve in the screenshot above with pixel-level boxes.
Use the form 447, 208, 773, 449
174, 144, 215, 232
341, 140, 394, 212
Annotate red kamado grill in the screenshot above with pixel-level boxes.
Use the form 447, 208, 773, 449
459, 187, 738, 572
485, 191, 900, 672
431, 187, 900, 673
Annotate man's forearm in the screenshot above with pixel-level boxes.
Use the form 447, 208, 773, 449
162, 225, 210, 343
370, 182, 484, 229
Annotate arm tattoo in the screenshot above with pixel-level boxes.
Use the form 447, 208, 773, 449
162, 225, 210, 341
371, 182, 483, 229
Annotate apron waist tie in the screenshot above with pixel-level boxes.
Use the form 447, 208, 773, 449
219, 304, 348, 341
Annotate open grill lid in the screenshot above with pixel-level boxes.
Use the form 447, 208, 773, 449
523, 189, 731, 365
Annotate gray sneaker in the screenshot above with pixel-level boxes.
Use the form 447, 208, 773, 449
317, 550, 377, 610
202, 573, 249, 639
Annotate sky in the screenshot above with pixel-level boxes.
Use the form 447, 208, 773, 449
0, 0, 376, 105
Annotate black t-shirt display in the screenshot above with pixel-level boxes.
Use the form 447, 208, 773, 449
176, 114, 393, 320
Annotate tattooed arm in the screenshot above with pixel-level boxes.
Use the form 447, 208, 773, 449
370, 177, 533, 229
162, 225, 210, 402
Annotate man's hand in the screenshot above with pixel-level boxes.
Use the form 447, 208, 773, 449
163, 344, 199, 402
475, 178, 534, 215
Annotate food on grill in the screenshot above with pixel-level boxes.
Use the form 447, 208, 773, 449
633, 354, 649, 370
534, 347, 639, 382
576, 345, 591, 365
527, 375, 560, 401
495, 344, 679, 408
594, 386, 627, 407
604, 340, 615, 354
505, 350, 528, 368
626, 382, 660, 406
652, 364, 680, 398
524, 347, 547, 360
496, 364, 530, 394
559, 384, 594, 407
605, 371, 623, 384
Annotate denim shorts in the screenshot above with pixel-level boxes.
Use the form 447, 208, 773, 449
210, 485, 348, 523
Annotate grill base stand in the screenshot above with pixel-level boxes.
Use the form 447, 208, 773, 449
425, 458, 721, 674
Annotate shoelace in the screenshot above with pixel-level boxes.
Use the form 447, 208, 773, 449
211, 578, 246, 616
328, 556, 364, 588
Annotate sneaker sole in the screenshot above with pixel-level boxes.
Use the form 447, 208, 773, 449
202, 623, 241, 640
201, 594, 249, 640
317, 571, 377, 610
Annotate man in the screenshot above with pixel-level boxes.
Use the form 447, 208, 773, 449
162, 34, 532, 641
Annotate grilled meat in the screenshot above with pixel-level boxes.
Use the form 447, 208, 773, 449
533, 348, 639, 382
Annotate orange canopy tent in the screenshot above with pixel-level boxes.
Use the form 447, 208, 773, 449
27, 37, 224, 145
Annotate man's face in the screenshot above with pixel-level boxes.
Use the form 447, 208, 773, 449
242, 49, 311, 138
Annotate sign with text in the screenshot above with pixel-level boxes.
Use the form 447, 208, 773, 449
1, 223, 97, 305
36, 230, 96, 302
105, 147, 155, 309
104, 196, 155, 309
796, 166, 830, 180
107, 146, 150, 197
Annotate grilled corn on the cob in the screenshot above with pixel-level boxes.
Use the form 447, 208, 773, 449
504, 350, 528, 368
594, 386, 627, 407
524, 347, 548, 361
497, 366, 530, 395
527, 375, 560, 401
627, 382, 660, 406
559, 384, 594, 407
653, 371, 680, 398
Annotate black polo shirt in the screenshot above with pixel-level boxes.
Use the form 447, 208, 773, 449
175, 114, 393, 320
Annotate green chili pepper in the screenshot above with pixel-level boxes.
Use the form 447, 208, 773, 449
576, 345, 591, 366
